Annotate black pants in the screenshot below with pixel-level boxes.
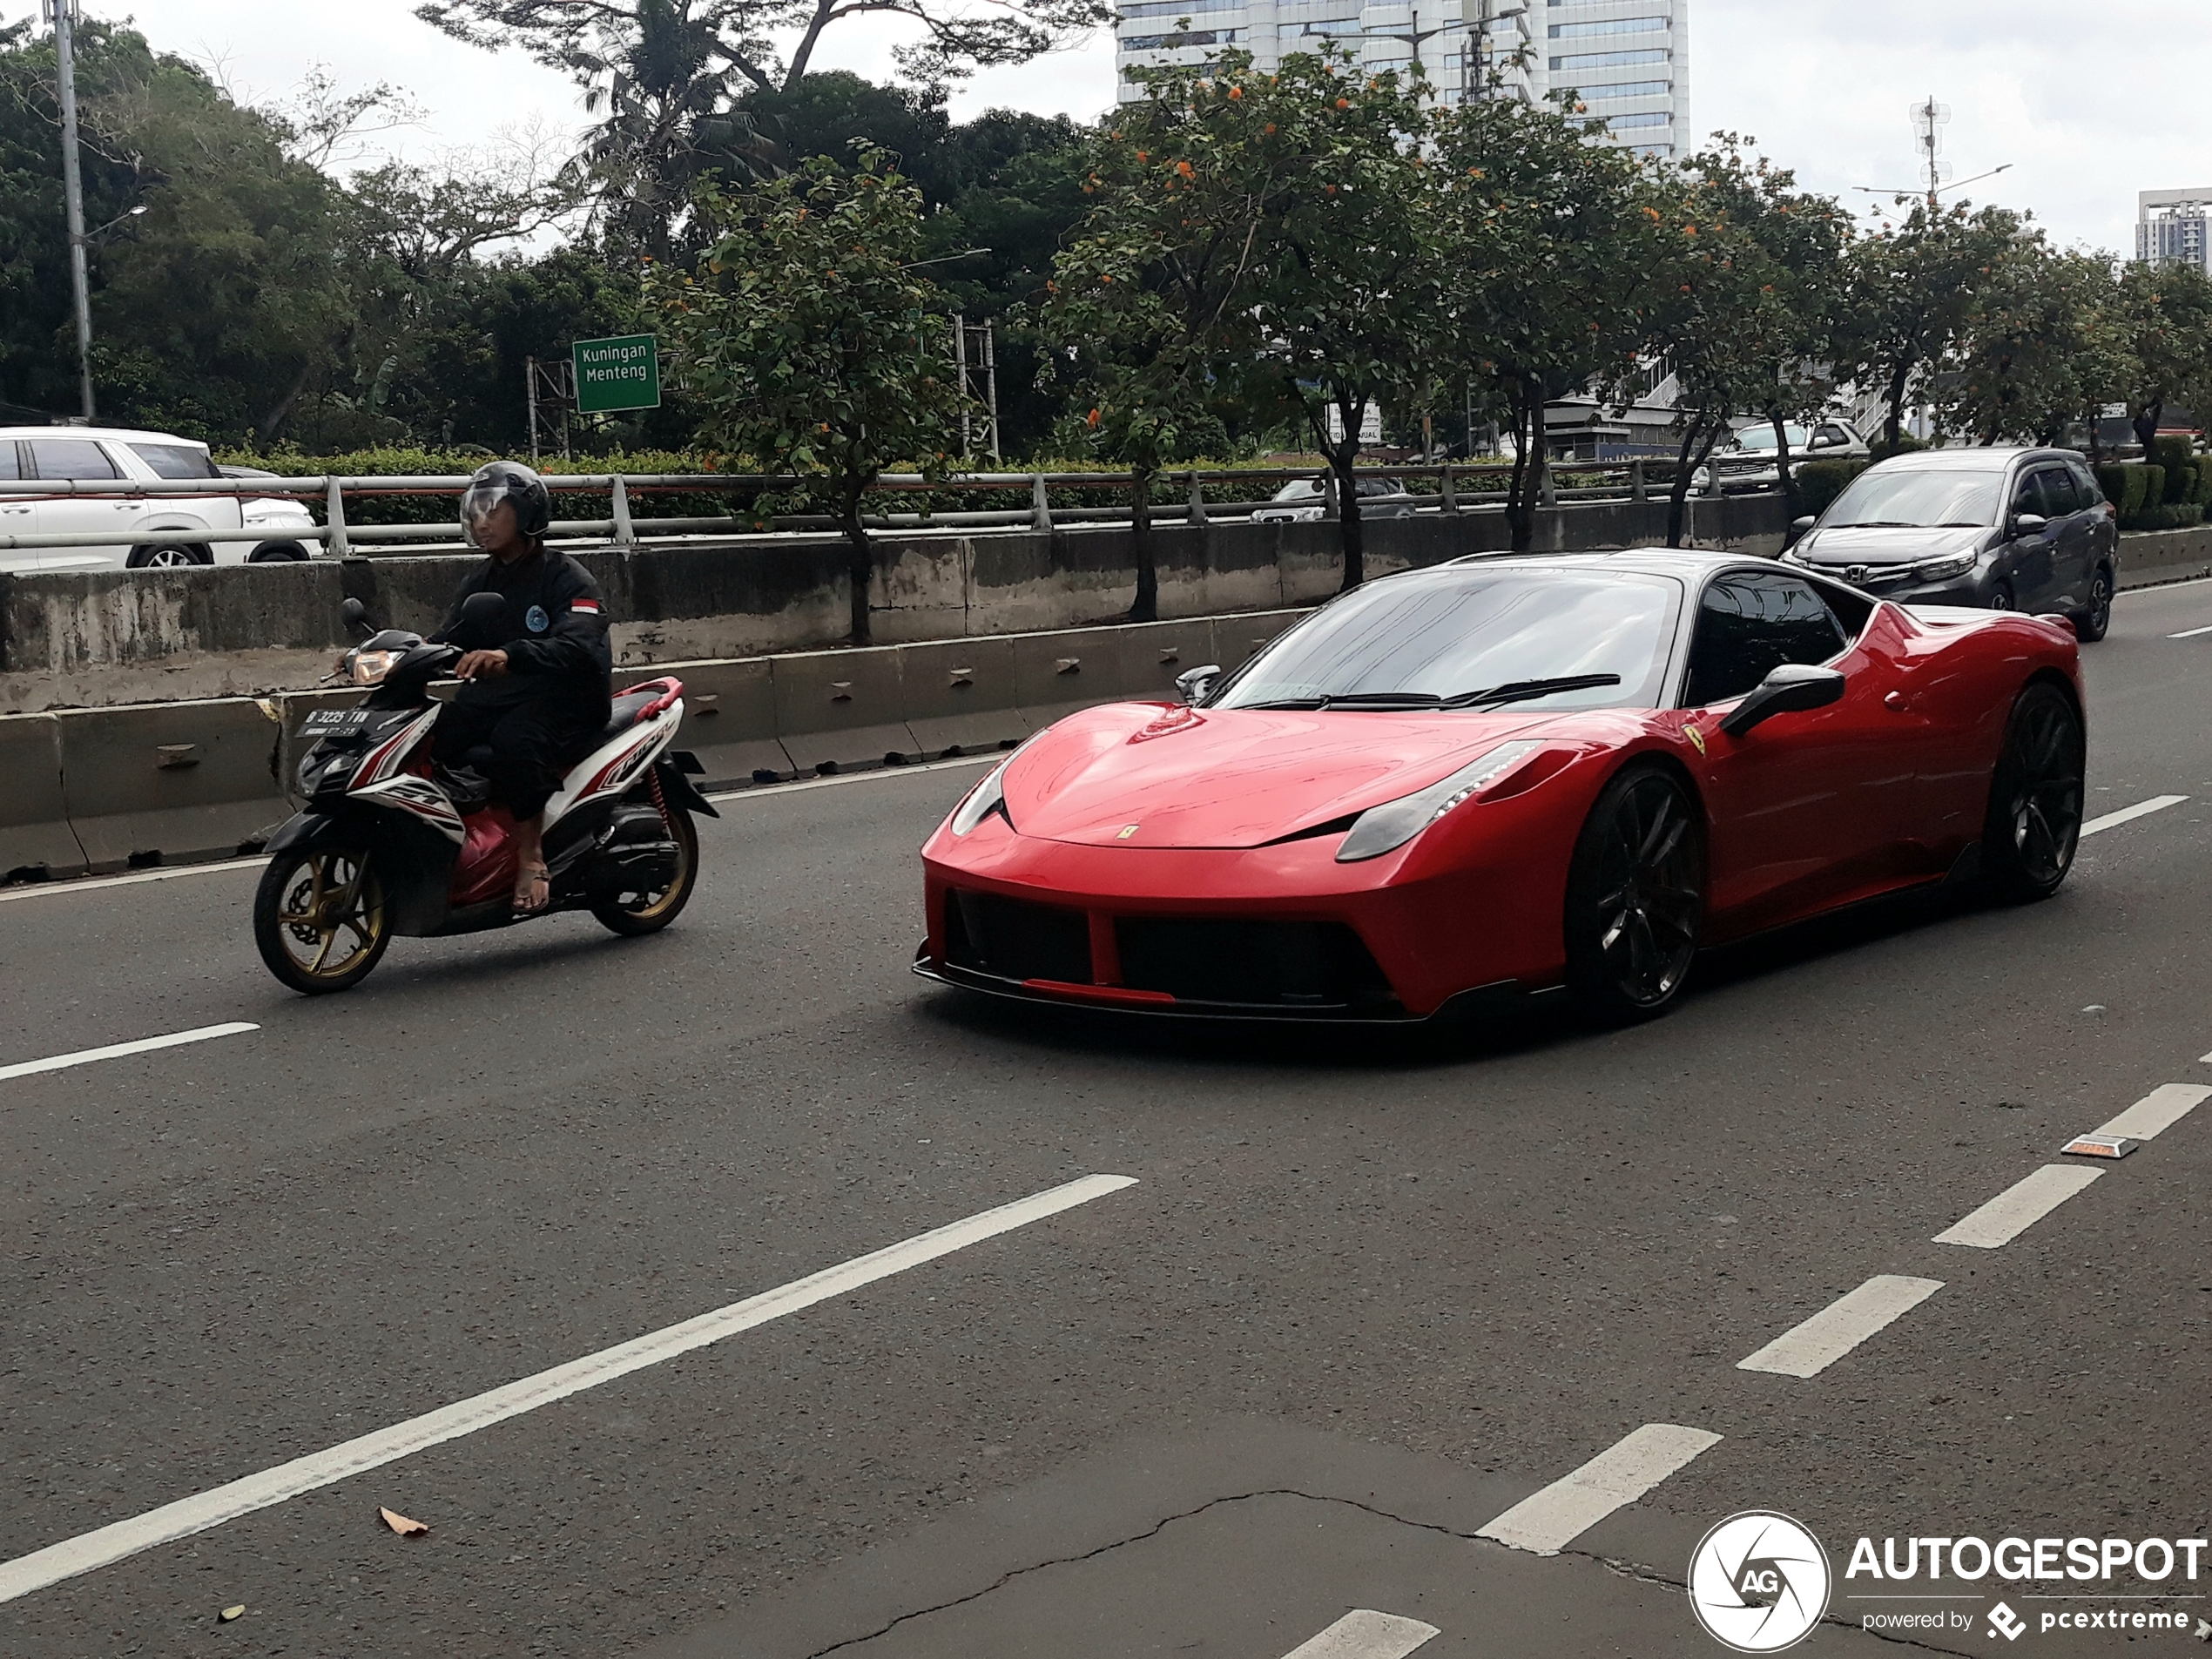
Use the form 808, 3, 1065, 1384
434, 682, 607, 820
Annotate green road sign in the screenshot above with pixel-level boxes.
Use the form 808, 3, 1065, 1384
572, 334, 660, 414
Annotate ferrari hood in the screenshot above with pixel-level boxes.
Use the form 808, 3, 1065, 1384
1001, 702, 1572, 849
1797, 524, 1988, 567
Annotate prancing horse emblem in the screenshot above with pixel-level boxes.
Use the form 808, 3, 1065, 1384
1116, 824, 1141, 840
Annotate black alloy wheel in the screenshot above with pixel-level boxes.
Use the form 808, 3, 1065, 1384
2073, 566, 2114, 643
1564, 763, 1706, 1023
1986, 581, 2017, 612
1980, 681, 2085, 904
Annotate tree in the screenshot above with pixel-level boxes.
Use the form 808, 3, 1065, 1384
416, 0, 1109, 249
1943, 241, 2121, 448
646, 148, 968, 643
2112, 260, 2212, 455
1833, 199, 2023, 448
1431, 88, 1661, 551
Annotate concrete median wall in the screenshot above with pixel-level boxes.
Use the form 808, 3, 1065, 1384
2116, 524, 2212, 590
0, 607, 1312, 880
0, 494, 1789, 714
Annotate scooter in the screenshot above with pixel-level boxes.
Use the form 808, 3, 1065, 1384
253, 594, 718, 994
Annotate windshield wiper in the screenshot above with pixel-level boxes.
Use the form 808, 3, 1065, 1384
1239, 691, 1444, 711
1440, 673, 1622, 709
1835, 520, 1919, 529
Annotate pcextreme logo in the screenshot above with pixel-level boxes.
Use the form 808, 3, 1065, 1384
1688, 1511, 1833, 1652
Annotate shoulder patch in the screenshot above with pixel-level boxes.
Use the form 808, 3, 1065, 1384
570, 598, 603, 616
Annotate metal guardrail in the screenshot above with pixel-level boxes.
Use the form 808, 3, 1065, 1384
0, 456, 1783, 556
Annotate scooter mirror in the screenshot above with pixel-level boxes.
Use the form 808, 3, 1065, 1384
459, 592, 506, 632
341, 597, 374, 635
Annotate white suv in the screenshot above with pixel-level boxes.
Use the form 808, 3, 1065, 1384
0, 426, 318, 573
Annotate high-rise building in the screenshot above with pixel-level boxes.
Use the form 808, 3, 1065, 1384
1114, 0, 1689, 159
2136, 189, 2212, 276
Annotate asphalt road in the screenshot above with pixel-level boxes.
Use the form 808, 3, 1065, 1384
6, 581, 2212, 1658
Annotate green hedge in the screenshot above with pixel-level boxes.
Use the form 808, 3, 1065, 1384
2151, 436, 2196, 502
1866, 435, 1926, 465
1797, 459, 1870, 518
2097, 462, 2156, 517
2128, 502, 2204, 531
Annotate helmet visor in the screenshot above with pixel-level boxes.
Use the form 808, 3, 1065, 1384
460, 479, 513, 548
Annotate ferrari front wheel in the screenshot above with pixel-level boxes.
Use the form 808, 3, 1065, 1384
1564, 763, 1706, 1025
1980, 681, 2084, 904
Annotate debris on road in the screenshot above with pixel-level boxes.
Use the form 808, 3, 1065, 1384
378, 1507, 428, 1537
219, 1605, 246, 1622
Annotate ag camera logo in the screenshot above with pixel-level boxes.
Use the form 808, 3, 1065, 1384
1689, 1511, 1832, 1652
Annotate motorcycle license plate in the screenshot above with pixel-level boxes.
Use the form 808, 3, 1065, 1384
303, 709, 371, 730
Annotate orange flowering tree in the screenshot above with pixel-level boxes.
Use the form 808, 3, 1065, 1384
645, 147, 968, 643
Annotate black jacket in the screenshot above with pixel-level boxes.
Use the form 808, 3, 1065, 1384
434, 546, 612, 712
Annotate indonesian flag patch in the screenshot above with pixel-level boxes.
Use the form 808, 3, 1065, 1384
570, 598, 604, 616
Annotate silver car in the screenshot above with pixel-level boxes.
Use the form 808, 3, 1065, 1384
1251, 475, 1420, 523
1783, 447, 2118, 641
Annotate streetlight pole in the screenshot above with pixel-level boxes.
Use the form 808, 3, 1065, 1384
47, 0, 94, 421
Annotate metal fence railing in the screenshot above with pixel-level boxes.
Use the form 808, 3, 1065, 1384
0, 455, 1783, 558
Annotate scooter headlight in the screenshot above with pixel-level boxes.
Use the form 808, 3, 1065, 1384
350, 650, 401, 686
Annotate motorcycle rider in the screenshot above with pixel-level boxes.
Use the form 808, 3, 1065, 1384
432, 461, 613, 914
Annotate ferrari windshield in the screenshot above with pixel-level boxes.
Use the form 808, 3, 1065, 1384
1823, 466, 2003, 529
1209, 569, 1683, 712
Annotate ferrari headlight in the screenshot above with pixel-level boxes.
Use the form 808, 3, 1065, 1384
1335, 739, 1544, 864
949, 755, 1015, 835
1916, 550, 1977, 581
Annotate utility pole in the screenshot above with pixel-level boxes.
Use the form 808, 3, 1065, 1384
48, 0, 94, 421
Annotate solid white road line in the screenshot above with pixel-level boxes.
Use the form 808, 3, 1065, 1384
2091, 1082, 2212, 1143
2167, 624, 2212, 638
0, 1172, 1137, 1605
0, 858, 268, 904
2080, 795, 2189, 837
1736, 1276, 1944, 1379
1279, 1610, 1440, 1659
1474, 1424, 1723, 1556
1933, 1164, 2104, 1249
0, 1022, 260, 1083
704, 752, 996, 804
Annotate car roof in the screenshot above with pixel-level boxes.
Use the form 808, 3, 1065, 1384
0, 425, 206, 446
1871, 445, 2069, 472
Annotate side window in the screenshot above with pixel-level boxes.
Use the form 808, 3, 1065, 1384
2035, 467, 2080, 516
1815, 424, 1851, 448
2008, 470, 2046, 519
2067, 460, 2103, 507
27, 438, 120, 480
0, 442, 18, 481
1684, 573, 1848, 706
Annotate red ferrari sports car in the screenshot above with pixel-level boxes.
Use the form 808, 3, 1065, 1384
915, 550, 2085, 1023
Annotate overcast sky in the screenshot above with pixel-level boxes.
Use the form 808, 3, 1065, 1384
18, 0, 2205, 256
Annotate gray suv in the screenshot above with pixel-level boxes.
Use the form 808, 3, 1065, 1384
1784, 447, 2118, 641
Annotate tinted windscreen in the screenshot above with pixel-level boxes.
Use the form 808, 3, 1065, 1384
1735, 424, 1808, 452
127, 442, 219, 479
1824, 467, 2002, 528
1211, 570, 1682, 712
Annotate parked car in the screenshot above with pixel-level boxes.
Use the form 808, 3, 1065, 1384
1784, 446, 2117, 641
0, 427, 318, 573
1251, 475, 1419, 523
219, 464, 320, 563
1695, 417, 1871, 494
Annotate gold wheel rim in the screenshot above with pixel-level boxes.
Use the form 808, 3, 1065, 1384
277, 851, 385, 979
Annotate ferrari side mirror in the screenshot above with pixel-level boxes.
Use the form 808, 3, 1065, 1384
1719, 663, 1846, 738
1176, 663, 1222, 705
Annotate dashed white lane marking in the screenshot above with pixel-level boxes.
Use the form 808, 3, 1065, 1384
1474, 1423, 1723, 1555
2091, 1082, 2212, 1143
0, 859, 268, 903
2080, 794, 2189, 837
0, 1172, 1138, 1605
1933, 1164, 2104, 1249
0, 1022, 259, 1083
1736, 1276, 1944, 1379
1279, 1610, 1440, 1659
2166, 624, 2212, 638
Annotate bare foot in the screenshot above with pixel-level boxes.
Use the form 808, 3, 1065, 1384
513, 862, 550, 915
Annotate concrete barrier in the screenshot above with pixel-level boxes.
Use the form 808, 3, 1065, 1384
2117, 525, 2212, 590
57, 698, 290, 870
0, 713, 85, 881
894, 636, 1028, 757
625, 658, 794, 788
770, 648, 922, 775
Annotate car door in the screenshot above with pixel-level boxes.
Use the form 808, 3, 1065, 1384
1681, 569, 1926, 932
2026, 462, 2092, 608
2066, 455, 2118, 583
1996, 466, 2060, 610
0, 439, 40, 573
24, 435, 133, 568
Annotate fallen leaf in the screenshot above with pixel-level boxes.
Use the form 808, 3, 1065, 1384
379, 1507, 428, 1538
219, 1604, 246, 1622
